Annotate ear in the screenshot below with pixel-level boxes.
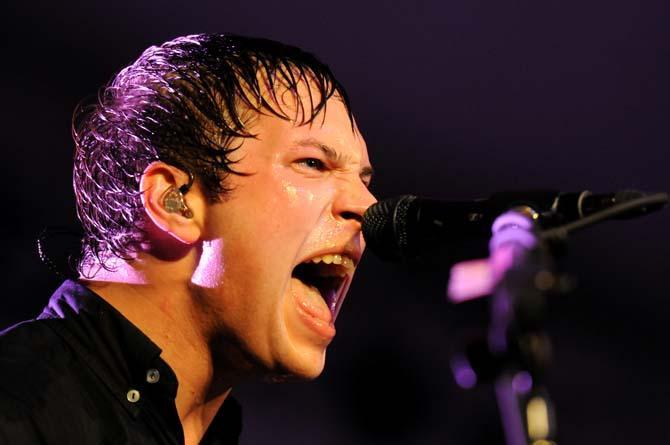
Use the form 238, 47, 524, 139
140, 161, 205, 245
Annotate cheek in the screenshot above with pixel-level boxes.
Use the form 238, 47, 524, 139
301, 213, 347, 254
281, 179, 316, 206
277, 178, 344, 253
277, 178, 329, 237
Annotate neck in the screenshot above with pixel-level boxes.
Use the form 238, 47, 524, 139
83, 255, 245, 444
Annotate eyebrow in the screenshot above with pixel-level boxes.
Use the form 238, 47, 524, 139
294, 138, 374, 185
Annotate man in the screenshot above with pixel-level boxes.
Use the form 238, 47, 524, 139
0, 34, 375, 444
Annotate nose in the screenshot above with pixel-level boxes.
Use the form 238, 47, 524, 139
333, 180, 377, 225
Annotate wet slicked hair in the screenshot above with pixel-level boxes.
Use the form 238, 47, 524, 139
73, 33, 353, 274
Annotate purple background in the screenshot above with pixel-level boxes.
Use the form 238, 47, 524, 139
3, 0, 669, 443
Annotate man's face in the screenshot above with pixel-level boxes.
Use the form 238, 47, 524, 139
192, 89, 375, 379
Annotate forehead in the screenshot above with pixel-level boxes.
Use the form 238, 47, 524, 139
244, 78, 370, 164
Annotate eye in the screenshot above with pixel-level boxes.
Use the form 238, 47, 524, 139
297, 158, 326, 171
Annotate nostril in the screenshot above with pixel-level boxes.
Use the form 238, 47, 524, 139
341, 211, 363, 223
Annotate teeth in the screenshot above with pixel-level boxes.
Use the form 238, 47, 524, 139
306, 254, 355, 270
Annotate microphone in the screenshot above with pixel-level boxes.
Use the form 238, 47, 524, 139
362, 190, 665, 263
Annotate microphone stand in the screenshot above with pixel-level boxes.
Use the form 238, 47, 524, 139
448, 192, 668, 445
449, 209, 560, 445
487, 210, 557, 445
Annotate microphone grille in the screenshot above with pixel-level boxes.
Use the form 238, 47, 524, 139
363, 195, 417, 261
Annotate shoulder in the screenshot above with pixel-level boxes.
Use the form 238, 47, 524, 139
0, 318, 71, 384
0, 318, 80, 405
0, 320, 73, 441
1, 318, 63, 353
0, 319, 120, 442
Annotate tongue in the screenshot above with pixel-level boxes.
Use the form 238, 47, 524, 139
293, 278, 333, 323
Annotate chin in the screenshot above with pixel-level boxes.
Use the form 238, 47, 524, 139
263, 290, 334, 381
292, 359, 326, 381
270, 346, 328, 382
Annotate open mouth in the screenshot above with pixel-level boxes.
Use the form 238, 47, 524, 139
292, 254, 354, 316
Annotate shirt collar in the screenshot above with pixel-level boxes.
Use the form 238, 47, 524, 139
39, 279, 170, 393
38, 279, 242, 443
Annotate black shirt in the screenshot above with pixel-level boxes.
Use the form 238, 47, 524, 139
0, 280, 242, 444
